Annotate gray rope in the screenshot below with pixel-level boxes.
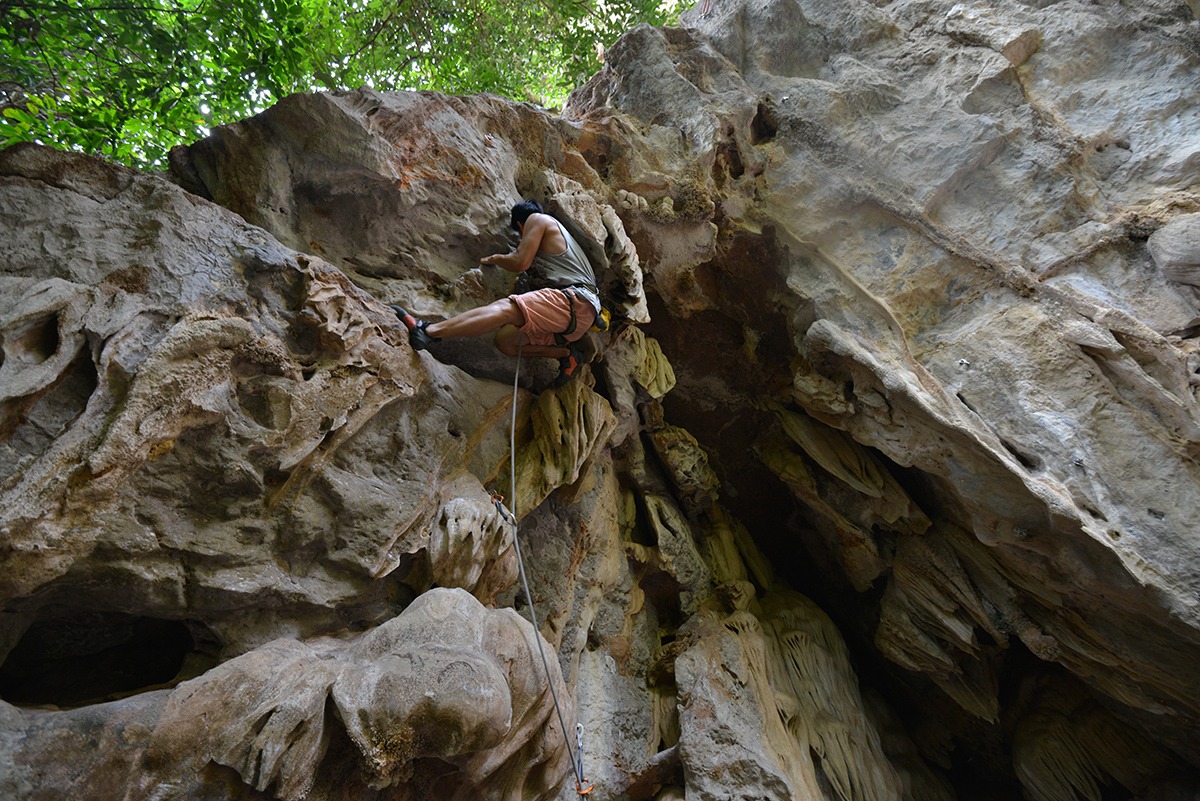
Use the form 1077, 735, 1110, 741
506, 342, 588, 791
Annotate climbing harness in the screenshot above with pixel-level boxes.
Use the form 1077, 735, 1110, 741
491, 341, 593, 796
551, 285, 608, 346
552, 288, 581, 347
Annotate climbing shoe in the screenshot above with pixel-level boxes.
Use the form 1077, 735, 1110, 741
390, 304, 440, 351
553, 347, 585, 387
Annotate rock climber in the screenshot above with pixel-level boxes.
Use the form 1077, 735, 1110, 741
392, 199, 601, 386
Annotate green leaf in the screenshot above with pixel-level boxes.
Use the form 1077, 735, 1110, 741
0, 0, 678, 168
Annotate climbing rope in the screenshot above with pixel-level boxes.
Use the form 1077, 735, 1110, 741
493, 342, 593, 796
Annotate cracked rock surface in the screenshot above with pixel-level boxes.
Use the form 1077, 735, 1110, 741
3, 0, 1200, 799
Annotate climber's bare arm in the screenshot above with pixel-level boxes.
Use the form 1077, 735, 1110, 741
480, 214, 552, 273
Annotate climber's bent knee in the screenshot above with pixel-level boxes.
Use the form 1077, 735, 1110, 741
494, 325, 524, 356
490, 297, 525, 326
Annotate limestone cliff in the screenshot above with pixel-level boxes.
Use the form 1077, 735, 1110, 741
2, 0, 1200, 799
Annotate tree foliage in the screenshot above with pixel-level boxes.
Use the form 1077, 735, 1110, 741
0, 0, 678, 168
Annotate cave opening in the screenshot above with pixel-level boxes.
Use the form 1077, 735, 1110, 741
0, 610, 196, 707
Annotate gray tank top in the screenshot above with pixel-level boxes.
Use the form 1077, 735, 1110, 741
530, 222, 601, 314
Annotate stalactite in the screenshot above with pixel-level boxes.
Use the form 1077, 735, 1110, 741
875, 531, 1005, 720
511, 378, 618, 514
775, 404, 889, 498
629, 327, 677, 399
647, 421, 719, 513
428, 477, 513, 592
760, 591, 903, 801
1012, 677, 1168, 801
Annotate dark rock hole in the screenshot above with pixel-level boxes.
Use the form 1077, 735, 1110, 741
0, 611, 194, 707
749, 101, 778, 144
712, 140, 745, 182
8, 312, 60, 366
639, 570, 683, 629
999, 437, 1041, 471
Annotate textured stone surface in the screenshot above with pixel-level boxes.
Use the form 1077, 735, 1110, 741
1150, 212, 1200, 286
0, 588, 571, 801
3, 0, 1200, 799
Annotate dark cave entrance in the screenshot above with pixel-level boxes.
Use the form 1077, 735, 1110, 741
0, 610, 195, 707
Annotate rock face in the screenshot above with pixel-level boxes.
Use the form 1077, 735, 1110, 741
2, 0, 1200, 799
1, 588, 569, 801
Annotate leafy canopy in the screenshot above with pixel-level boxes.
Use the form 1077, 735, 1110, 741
0, 0, 679, 168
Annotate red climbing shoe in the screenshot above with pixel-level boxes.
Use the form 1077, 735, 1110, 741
553, 347, 585, 387
390, 305, 440, 351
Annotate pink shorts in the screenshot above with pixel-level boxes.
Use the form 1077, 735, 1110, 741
510, 288, 597, 347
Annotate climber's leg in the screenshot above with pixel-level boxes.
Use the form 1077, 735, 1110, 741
392, 299, 523, 351
426, 298, 523, 339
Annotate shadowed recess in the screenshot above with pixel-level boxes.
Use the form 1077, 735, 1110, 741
0, 611, 195, 707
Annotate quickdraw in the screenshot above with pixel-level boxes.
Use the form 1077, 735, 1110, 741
488, 490, 513, 523
575, 723, 593, 795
